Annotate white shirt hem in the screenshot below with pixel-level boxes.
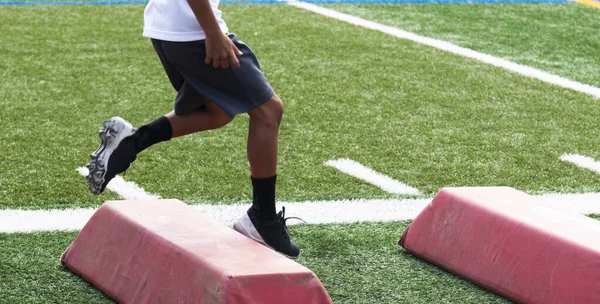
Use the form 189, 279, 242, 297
143, 27, 229, 42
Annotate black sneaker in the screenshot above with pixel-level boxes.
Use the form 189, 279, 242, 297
233, 206, 301, 259
86, 117, 137, 195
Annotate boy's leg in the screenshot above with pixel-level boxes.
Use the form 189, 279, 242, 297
134, 100, 233, 154
247, 94, 283, 179
233, 94, 301, 259
246, 94, 283, 219
86, 102, 232, 195
166, 102, 233, 138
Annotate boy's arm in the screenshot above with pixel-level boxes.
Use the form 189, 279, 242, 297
187, 0, 242, 69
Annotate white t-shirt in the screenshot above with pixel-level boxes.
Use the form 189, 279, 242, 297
142, 0, 229, 42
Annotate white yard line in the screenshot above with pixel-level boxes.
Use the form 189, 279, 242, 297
2, 192, 600, 233
3, 159, 598, 233
76, 167, 160, 201
560, 154, 600, 175
325, 158, 420, 195
289, 2, 600, 99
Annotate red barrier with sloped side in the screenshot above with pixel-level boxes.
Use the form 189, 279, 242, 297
61, 199, 332, 304
399, 187, 600, 304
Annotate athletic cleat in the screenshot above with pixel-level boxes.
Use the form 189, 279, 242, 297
86, 116, 137, 195
233, 206, 301, 259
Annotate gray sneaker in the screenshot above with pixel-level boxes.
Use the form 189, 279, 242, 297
86, 117, 137, 195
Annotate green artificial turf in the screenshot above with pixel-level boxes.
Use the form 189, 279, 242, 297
2, 4, 600, 210
325, 3, 600, 87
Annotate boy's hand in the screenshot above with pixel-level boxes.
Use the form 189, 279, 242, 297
205, 33, 243, 69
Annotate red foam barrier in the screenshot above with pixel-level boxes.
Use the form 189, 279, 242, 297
399, 187, 600, 304
61, 199, 332, 304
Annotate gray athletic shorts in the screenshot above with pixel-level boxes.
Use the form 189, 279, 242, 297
151, 34, 274, 117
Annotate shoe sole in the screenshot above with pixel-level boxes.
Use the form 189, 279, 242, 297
86, 117, 134, 195
233, 213, 299, 259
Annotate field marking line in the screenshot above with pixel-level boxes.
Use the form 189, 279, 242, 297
289, 1, 600, 99
325, 158, 420, 195
76, 167, 161, 201
3, 192, 600, 233
574, 0, 600, 8
560, 154, 600, 174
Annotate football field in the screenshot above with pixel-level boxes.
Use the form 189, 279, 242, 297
1, 1, 600, 303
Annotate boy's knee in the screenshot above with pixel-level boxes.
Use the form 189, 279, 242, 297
249, 95, 284, 126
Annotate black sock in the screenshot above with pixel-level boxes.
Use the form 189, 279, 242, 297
251, 175, 277, 220
132, 116, 172, 154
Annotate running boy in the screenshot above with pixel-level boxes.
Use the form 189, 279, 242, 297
85, 0, 300, 258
